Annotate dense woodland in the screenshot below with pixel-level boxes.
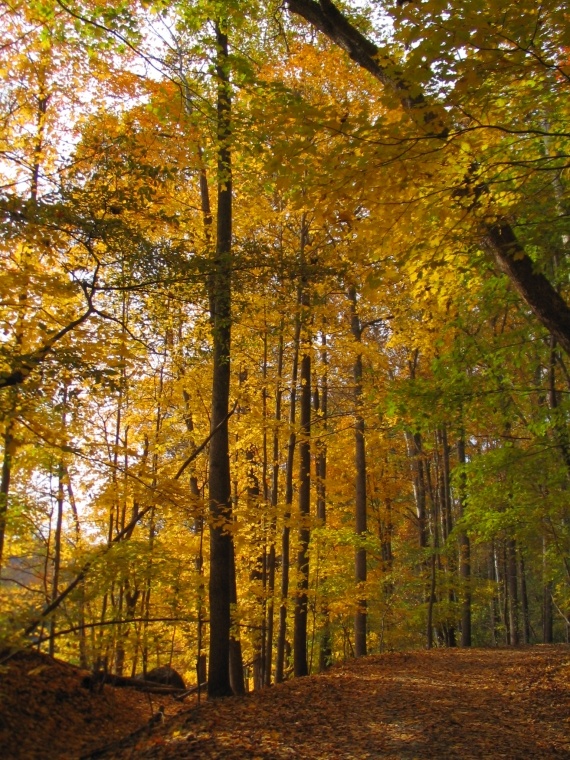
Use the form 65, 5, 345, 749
0, 0, 569, 699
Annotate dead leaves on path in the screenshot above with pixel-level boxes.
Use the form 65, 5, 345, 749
1, 646, 570, 759
0, 650, 187, 759
94, 647, 570, 760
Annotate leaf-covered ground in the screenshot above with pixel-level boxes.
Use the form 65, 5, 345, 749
0, 650, 189, 759
1, 646, 569, 759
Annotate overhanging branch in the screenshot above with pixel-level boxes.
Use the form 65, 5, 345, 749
286, 0, 570, 355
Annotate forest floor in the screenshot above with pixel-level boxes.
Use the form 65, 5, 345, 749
1, 646, 569, 759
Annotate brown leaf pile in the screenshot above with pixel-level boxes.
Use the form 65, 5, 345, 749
0, 650, 187, 759
1, 646, 569, 759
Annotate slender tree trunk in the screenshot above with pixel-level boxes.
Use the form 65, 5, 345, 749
543, 584, 554, 643
519, 552, 531, 644
507, 538, 520, 646
543, 535, 553, 644
229, 537, 245, 694
48, 385, 72, 658
0, 416, 14, 573
276, 298, 301, 683
381, 497, 394, 569
457, 436, 471, 647
491, 541, 502, 646
500, 543, 510, 645
315, 331, 327, 528
293, 271, 311, 677
265, 328, 284, 686
548, 338, 570, 475
64, 470, 87, 667
141, 356, 166, 675
114, 319, 130, 676
488, 544, 498, 646
438, 428, 453, 541
426, 550, 436, 650
141, 507, 155, 676
257, 326, 269, 688
183, 71, 213, 695
181, 388, 207, 685
350, 287, 367, 658
437, 427, 456, 647
315, 330, 331, 670
247, 444, 265, 691
405, 428, 428, 549
424, 454, 438, 650
48, 459, 65, 657
193, 480, 206, 697
208, 23, 235, 698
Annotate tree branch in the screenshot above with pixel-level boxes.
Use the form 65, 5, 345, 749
33, 616, 199, 645
0, 305, 94, 389
287, 0, 447, 135
174, 400, 238, 480
286, 0, 570, 356
22, 404, 239, 638
24, 503, 154, 637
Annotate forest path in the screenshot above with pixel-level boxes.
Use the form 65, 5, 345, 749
2, 646, 570, 759
86, 646, 570, 760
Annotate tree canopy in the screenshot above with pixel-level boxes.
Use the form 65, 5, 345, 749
0, 0, 569, 696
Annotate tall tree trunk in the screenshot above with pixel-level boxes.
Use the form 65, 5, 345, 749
141, 356, 166, 676
181, 389, 207, 686
276, 297, 302, 683
64, 470, 87, 667
0, 415, 15, 573
350, 287, 367, 658
48, 459, 65, 657
229, 537, 245, 694
426, 550, 437, 650
548, 338, 570, 475
315, 330, 331, 671
543, 535, 553, 644
437, 427, 456, 647
194, 481, 206, 693
488, 543, 498, 646
457, 436, 471, 647
293, 270, 311, 677
500, 543, 510, 645
141, 506, 155, 676
257, 326, 269, 688
405, 430, 428, 549
381, 497, 394, 569
247, 443, 265, 691
265, 327, 284, 686
114, 311, 130, 676
315, 330, 327, 528
208, 23, 235, 698
438, 428, 453, 542
507, 538, 520, 646
519, 552, 531, 645
424, 455, 438, 650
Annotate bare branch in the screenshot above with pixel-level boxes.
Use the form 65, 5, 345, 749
0, 305, 95, 390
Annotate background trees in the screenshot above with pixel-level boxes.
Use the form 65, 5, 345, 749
0, 0, 569, 693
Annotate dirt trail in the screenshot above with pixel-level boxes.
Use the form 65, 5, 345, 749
1, 646, 569, 759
